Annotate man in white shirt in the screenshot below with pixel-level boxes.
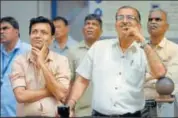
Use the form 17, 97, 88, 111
67, 6, 166, 117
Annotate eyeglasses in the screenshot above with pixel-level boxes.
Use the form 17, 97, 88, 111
116, 15, 139, 23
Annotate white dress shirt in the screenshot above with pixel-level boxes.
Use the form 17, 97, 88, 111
76, 39, 147, 115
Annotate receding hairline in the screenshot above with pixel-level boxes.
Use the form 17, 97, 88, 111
149, 8, 168, 22
116, 6, 141, 22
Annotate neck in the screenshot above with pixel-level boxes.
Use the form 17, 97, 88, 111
85, 38, 98, 47
4, 38, 19, 52
119, 38, 133, 52
150, 35, 164, 46
56, 36, 68, 49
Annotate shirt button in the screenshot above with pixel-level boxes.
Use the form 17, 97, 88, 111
121, 56, 125, 58
114, 103, 117, 107
115, 87, 118, 90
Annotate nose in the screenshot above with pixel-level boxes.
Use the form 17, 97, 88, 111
123, 16, 128, 22
0, 28, 4, 34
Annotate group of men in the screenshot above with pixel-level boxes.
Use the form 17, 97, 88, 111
1, 5, 178, 117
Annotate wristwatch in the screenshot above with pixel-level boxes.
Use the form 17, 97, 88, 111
140, 40, 148, 49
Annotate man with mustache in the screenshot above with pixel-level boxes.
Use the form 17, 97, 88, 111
67, 6, 166, 117
67, 14, 102, 117
9, 16, 71, 117
143, 8, 178, 117
0, 16, 30, 117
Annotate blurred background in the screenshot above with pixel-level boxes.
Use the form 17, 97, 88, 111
1, 1, 178, 43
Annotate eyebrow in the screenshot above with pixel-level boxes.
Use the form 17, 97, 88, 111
0, 26, 10, 30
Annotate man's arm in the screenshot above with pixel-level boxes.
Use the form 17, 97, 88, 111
128, 27, 166, 79
10, 56, 52, 103
143, 43, 166, 79
40, 61, 70, 102
33, 43, 71, 102
66, 75, 89, 117
13, 87, 51, 103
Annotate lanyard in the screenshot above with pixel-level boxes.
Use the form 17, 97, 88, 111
2, 49, 18, 78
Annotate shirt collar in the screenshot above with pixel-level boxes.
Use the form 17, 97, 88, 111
1, 39, 21, 54
78, 40, 90, 49
112, 39, 138, 53
54, 36, 75, 49
27, 50, 53, 64
156, 37, 166, 48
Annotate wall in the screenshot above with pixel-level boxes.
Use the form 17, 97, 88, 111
1, 1, 51, 43
1, 1, 177, 43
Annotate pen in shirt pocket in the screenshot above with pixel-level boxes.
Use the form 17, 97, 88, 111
130, 60, 134, 66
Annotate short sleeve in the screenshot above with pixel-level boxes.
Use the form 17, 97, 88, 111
55, 56, 71, 89
76, 44, 96, 80
66, 49, 76, 81
10, 56, 26, 89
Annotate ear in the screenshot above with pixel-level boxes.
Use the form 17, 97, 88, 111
82, 27, 85, 34
66, 25, 69, 33
138, 23, 142, 33
100, 29, 103, 36
48, 35, 54, 45
166, 23, 169, 30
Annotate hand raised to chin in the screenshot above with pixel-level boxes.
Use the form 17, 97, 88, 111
32, 43, 48, 68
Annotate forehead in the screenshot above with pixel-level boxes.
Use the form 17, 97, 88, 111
0, 22, 13, 28
149, 10, 165, 18
31, 23, 51, 32
53, 20, 66, 26
85, 19, 100, 24
117, 8, 137, 16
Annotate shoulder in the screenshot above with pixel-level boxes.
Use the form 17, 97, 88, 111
68, 36, 79, 45
166, 39, 178, 50
68, 42, 81, 54
14, 52, 29, 64
51, 51, 68, 62
20, 41, 31, 51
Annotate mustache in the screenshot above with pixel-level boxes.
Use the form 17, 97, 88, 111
149, 23, 159, 28
120, 22, 132, 28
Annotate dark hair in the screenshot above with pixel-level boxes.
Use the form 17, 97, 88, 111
29, 16, 55, 35
84, 14, 102, 28
116, 6, 141, 23
0, 16, 20, 37
52, 16, 68, 26
0, 16, 19, 30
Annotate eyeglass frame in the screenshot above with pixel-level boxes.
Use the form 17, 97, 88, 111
116, 15, 140, 23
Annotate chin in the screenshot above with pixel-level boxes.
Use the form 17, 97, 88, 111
32, 45, 42, 49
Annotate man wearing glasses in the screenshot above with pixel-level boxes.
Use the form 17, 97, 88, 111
67, 6, 166, 117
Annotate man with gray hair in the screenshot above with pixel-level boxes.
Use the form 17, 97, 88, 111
143, 8, 178, 117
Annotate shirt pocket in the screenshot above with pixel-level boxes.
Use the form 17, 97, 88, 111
125, 62, 144, 88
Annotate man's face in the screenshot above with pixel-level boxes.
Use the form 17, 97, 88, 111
0, 22, 19, 44
115, 8, 140, 39
147, 10, 168, 36
30, 23, 53, 49
83, 20, 102, 41
53, 20, 68, 39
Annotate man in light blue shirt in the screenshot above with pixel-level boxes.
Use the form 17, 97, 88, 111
0, 16, 30, 117
50, 16, 78, 56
